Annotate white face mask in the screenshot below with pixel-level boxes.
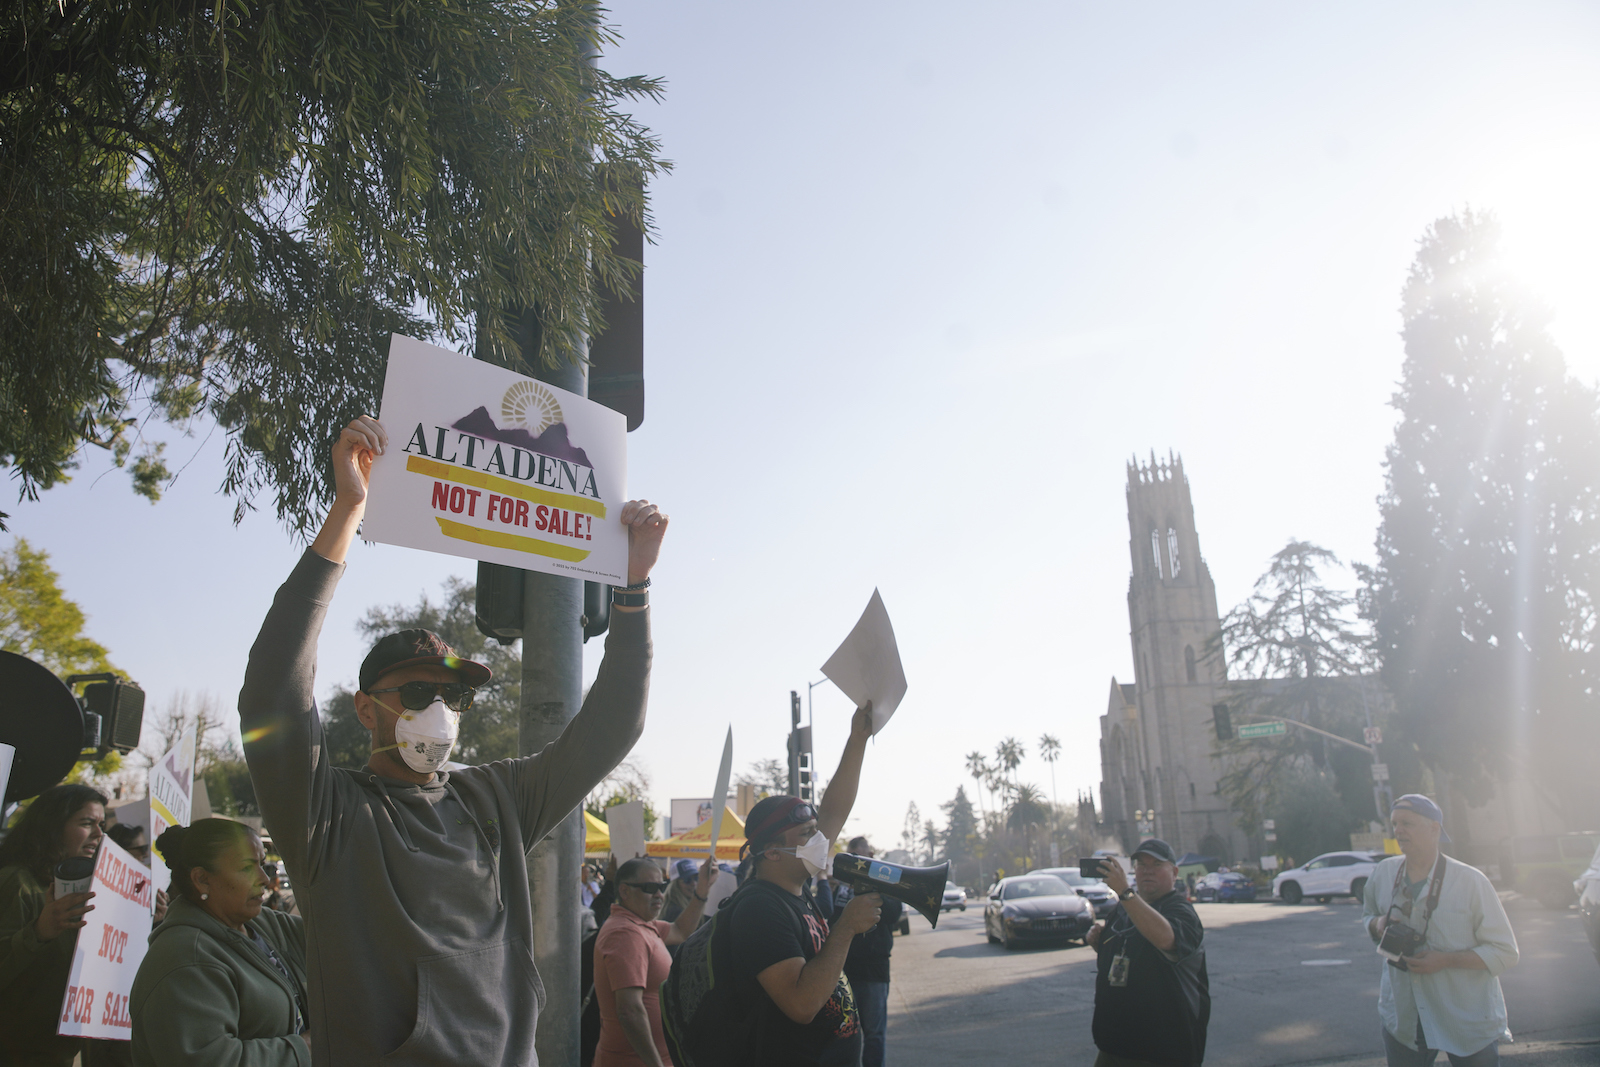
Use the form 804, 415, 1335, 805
777, 831, 831, 878
374, 696, 460, 773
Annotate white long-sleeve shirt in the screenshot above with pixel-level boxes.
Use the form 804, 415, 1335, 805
1362, 854, 1519, 1056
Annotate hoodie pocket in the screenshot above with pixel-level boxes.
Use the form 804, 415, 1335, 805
380, 939, 543, 1066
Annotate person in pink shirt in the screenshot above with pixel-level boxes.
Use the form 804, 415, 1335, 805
595, 856, 719, 1067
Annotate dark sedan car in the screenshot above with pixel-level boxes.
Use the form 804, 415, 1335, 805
984, 875, 1094, 950
1194, 872, 1257, 903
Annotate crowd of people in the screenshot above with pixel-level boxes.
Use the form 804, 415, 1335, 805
0, 416, 1523, 1067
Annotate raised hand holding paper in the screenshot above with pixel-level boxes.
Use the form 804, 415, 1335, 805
363, 334, 630, 583
821, 589, 908, 735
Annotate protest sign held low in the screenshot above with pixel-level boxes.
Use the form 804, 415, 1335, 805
363, 334, 630, 584
147, 723, 196, 898
57, 838, 154, 1041
821, 589, 909, 735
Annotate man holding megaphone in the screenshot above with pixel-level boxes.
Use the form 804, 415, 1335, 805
724, 702, 882, 1066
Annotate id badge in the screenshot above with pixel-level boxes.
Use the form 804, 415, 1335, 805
1109, 951, 1130, 987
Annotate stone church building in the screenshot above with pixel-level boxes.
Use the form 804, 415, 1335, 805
1096, 452, 1247, 861
1096, 451, 1592, 873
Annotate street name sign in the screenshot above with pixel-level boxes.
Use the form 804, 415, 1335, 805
1238, 721, 1288, 739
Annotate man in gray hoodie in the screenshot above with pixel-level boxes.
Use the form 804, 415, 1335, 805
240, 416, 668, 1066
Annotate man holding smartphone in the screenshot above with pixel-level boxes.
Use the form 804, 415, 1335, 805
1084, 840, 1210, 1066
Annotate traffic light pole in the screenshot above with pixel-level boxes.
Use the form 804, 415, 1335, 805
521, 327, 587, 1066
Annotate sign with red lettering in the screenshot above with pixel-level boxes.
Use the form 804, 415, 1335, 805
58, 838, 152, 1040
147, 722, 196, 898
363, 334, 630, 583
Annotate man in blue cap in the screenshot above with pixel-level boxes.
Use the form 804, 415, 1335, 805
1362, 795, 1519, 1066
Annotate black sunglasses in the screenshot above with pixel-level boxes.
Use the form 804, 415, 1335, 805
624, 881, 670, 894
367, 681, 477, 712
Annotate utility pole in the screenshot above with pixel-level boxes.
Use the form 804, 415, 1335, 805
520, 310, 587, 1067
787, 691, 802, 797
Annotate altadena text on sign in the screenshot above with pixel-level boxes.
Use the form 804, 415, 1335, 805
362, 334, 629, 583
57, 838, 153, 1040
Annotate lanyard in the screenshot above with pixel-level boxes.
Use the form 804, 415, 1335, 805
1388, 854, 1447, 936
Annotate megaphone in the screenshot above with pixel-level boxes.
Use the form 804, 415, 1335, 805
831, 853, 951, 928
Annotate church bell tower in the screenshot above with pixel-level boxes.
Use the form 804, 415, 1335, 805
1113, 452, 1234, 858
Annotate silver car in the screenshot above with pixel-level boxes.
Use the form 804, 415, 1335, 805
1030, 867, 1119, 918
942, 881, 967, 912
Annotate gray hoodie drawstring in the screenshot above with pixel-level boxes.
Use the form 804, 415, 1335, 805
444, 778, 505, 912
369, 775, 422, 853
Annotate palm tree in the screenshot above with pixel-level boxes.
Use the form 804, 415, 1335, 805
1007, 784, 1049, 869
1039, 733, 1063, 851
1038, 733, 1062, 811
965, 751, 990, 823
995, 737, 1025, 797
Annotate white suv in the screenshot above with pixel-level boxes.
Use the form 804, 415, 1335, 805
1272, 851, 1383, 905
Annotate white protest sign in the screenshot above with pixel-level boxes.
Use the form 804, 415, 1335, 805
363, 334, 630, 583
605, 800, 648, 862
0, 742, 13, 804
57, 838, 154, 1040
705, 728, 733, 858
820, 589, 909, 735
147, 723, 196, 897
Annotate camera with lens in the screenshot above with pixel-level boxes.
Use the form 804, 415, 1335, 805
1377, 919, 1428, 969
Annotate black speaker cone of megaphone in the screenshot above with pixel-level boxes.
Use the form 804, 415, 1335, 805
831, 853, 951, 928
0, 650, 87, 804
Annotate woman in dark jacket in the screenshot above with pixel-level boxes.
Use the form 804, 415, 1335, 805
130, 819, 309, 1067
0, 783, 107, 1067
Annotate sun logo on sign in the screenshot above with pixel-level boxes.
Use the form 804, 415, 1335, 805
501, 381, 562, 436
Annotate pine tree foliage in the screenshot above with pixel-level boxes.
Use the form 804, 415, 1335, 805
1209, 540, 1381, 834
0, 0, 666, 532
1368, 209, 1600, 810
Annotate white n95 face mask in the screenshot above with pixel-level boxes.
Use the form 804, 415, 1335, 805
777, 832, 831, 878
374, 697, 460, 773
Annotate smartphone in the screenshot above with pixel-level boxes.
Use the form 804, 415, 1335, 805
1078, 857, 1105, 879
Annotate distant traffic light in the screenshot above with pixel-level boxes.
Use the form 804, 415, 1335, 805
1213, 703, 1233, 742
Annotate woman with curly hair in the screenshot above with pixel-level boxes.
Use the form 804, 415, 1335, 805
0, 782, 107, 1066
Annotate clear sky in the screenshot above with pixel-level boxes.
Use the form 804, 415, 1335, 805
11, 1, 1600, 852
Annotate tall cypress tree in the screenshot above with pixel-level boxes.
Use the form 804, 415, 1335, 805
1368, 209, 1600, 818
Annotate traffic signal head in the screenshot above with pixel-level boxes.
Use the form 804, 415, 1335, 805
791, 690, 801, 727
1213, 704, 1233, 742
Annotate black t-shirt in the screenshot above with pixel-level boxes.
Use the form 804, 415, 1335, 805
835, 883, 903, 984
1092, 890, 1210, 1066
728, 879, 862, 1066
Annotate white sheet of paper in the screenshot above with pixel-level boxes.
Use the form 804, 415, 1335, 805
605, 800, 647, 861
820, 589, 908, 735
706, 727, 733, 857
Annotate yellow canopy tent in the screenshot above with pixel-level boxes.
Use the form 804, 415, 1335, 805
646, 808, 747, 861
584, 810, 610, 857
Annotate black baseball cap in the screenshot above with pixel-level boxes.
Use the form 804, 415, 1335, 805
359, 629, 492, 692
1131, 838, 1178, 865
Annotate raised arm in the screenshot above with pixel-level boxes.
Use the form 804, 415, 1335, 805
240, 418, 384, 883
512, 502, 669, 847
816, 704, 872, 843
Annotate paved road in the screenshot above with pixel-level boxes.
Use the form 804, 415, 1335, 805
885, 895, 1599, 1066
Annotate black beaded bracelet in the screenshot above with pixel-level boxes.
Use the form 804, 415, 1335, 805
617, 577, 651, 592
